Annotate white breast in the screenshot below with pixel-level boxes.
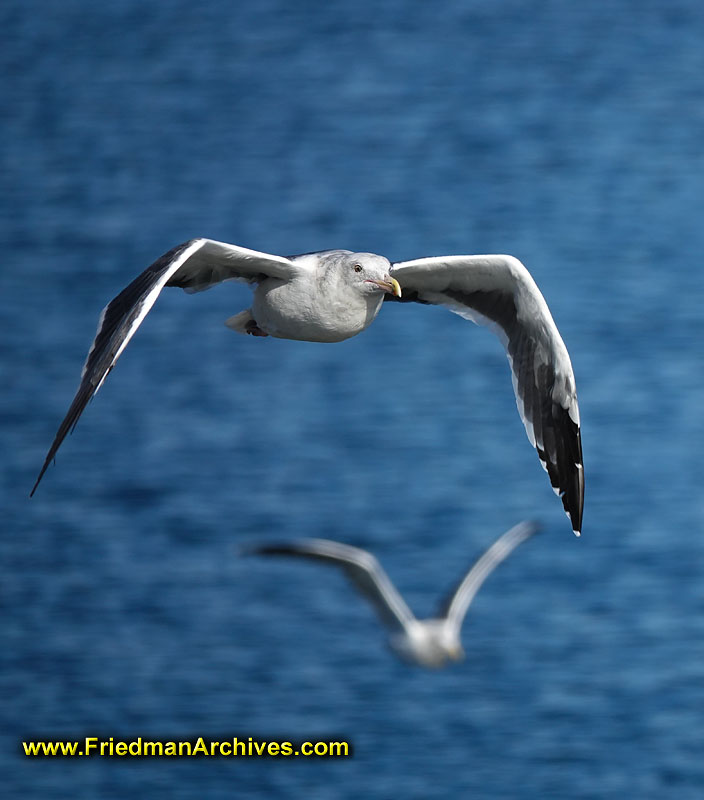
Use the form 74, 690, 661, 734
252, 276, 384, 343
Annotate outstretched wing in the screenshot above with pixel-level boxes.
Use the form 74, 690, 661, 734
388, 255, 584, 536
245, 538, 416, 634
31, 239, 297, 495
438, 521, 539, 635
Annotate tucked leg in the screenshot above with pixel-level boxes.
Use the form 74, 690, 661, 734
245, 319, 268, 337
225, 309, 268, 336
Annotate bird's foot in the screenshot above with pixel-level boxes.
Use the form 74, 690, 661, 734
245, 320, 269, 337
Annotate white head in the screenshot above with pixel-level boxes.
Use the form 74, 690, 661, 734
335, 252, 402, 299
389, 620, 465, 669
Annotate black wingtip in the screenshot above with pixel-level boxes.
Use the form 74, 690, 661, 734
30, 452, 56, 497
565, 423, 585, 536
30, 453, 54, 497
241, 541, 296, 558
564, 461, 584, 537
29, 475, 42, 498
538, 400, 584, 537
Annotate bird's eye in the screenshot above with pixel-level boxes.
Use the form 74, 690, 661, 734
353, 264, 363, 273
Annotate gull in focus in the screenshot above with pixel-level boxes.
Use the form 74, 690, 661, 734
246, 521, 539, 668
31, 239, 583, 534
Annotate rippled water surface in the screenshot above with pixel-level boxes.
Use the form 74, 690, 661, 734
3, 1, 704, 797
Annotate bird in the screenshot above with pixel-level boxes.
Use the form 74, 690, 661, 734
245, 521, 539, 668
31, 239, 583, 534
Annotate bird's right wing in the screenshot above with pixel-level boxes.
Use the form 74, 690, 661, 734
389, 255, 583, 536
31, 239, 297, 495
438, 521, 539, 636
246, 538, 416, 634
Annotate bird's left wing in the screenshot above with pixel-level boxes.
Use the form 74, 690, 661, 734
438, 521, 539, 636
388, 255, 584, 536
245, 538, 417, 634
31, 238, 297, 495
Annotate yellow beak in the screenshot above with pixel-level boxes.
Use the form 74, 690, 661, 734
449, 643, 465, 661
369, 277, 402, 297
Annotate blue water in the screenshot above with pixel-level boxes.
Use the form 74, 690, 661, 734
3, 0, 704, 796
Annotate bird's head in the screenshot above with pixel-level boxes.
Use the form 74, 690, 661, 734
436, 625, 465, 664
446, 641, 465, 662
344, 253, 401, 298
391, 621, 465, 669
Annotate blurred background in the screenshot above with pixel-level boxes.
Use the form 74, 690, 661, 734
2, 0, 704, 797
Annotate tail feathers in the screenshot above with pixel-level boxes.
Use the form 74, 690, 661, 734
225, 309, 254, 335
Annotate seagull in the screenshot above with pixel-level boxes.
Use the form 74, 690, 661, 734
245, 521, 539, 668
31, 239, 584, 534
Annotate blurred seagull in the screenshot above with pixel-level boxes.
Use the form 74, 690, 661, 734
246, 521, 539, 668
31, 239, 583, 534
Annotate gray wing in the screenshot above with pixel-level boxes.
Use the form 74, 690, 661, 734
438, 521, 539, 636
245, 538, 416, 634
31, 238, 297, 495
388, 255, 584, 536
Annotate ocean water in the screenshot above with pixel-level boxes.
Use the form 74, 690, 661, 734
2, 0, 704, 797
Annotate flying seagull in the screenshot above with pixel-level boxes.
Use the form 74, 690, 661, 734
31, 239, 584, 534
245, 521, 539, 668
